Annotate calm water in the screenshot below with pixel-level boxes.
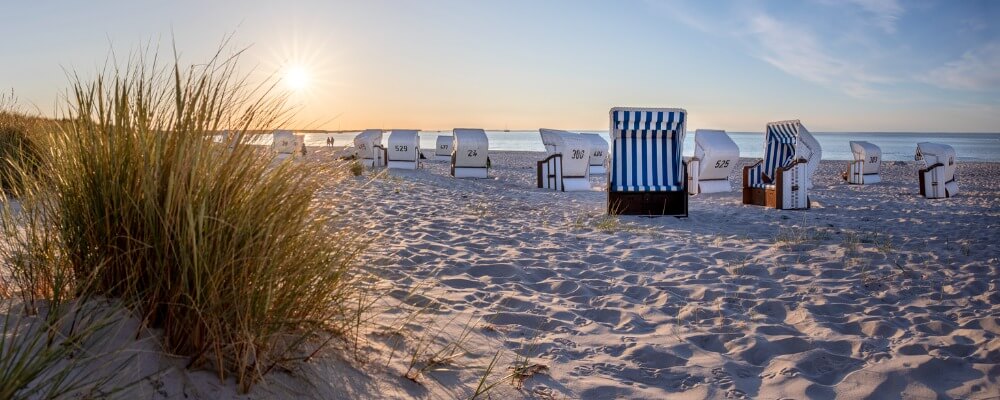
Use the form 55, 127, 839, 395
297, 130, 1000, 162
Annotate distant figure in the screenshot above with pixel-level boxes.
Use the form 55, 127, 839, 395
301, 142, 307, 156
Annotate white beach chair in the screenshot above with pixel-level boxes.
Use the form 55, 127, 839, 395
387, 130, 421, 170
687, 129, 739, 194
845, 141, 882, 185
581, 133, 609, 176
537, 129, 592, 191
608, 107, 688, 216
435, 135, 453, 161
272, 130, 304, 161
742, 120, 821, 210
915, 142, 958, 198
451, 129, 490, 178
353, 129, 385, 167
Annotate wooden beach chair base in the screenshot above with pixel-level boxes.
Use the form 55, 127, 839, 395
742, 159, 811, 210
608, 191, 688, 217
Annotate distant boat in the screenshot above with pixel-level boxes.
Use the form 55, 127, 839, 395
503, 124, 510, 132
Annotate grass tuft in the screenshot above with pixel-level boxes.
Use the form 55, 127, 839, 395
0, 93, 43, 195
2, 45, 369, 393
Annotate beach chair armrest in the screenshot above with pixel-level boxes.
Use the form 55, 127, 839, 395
777, 157, 809, 172
742, 160, 763, 189
920, 162, 944, 174
681, 160, 689, 191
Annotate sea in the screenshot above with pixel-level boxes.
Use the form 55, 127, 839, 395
280, 131, 1000, 162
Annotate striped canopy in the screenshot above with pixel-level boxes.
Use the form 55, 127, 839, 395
611, 109, 686, 135
609, 108, 686, 192
761, 120, 801, 182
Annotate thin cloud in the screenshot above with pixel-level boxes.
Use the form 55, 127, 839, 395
921, 42, 1000, 91
844, 0, 904, 33
746, 13, 892, 98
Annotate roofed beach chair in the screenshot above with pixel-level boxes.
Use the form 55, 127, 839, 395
915, 142, 958, 198
742, 120, 821, 210
844, 141, 881, 185
608, 107, 688, 216
537, 129, 592, 191
435, 135, 453, 161
581, 133, 609, 176
353, 129, 385, 167
387, 130, 421, 170
451, 129, 490, 178
272, 130, 304, 161
687, 129, 739, 194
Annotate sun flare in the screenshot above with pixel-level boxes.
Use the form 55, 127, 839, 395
284, 65, 310, 91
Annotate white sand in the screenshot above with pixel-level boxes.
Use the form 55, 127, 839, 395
308, 149, 999, 399
13, 148, 997, 399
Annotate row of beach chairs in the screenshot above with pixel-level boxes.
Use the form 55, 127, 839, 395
284, 107, 959, 217
351, 128, 491, 178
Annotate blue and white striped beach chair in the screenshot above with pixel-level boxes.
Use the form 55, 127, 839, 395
742, 120, 820, 209
608, 107, 688, 216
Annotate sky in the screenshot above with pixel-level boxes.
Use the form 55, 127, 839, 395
1, 0, 998, 132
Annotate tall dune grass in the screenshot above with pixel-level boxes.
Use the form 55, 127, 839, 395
0, 94, 42, 194
1, 48, 368, 392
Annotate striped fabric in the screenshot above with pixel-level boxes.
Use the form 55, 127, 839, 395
610, 109, 686, 192
761, 122, 799, 183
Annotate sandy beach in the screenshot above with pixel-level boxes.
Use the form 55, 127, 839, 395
267, 148, 999, 399
4, 3, 997, 397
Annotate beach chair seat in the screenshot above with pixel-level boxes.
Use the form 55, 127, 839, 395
608, 108, 688, 216
387, 129, 421, 170
537, 129, 592, 191
845, 141, 882, 184
581, 133, 609, 176
451, 129, 489, 178
688, 129, 739, 194
354, 129, 385, 167
435, 135, 453, 161
742, 120, 820, 210
915, 142, 958, 198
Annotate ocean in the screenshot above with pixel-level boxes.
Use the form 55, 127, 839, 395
293, 131, 1000, 162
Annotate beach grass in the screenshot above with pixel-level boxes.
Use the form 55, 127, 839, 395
0, 47, 369, 393
0, 94, 43, 195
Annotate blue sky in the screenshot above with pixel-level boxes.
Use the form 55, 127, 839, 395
0, 0, 997, 132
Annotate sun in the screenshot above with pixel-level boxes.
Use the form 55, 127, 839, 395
284, 65, 310, 91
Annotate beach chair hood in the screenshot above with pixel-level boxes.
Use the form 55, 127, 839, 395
272, 130, 298, 154
452, 129, 489, 168
609, 108, 686, 192
916, 142, 957, 182
435, 135, 453, 158
354, 129, 383, 158
581, 133, 609, 169
850, 141, 881, 175
538, 129, 590, 178
693, 129, 739, 181
387, 129, 420, 169
763, 120, 821, 189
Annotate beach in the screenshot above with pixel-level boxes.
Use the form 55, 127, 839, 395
291, 148, 998, 399
4, 146, 997, 399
